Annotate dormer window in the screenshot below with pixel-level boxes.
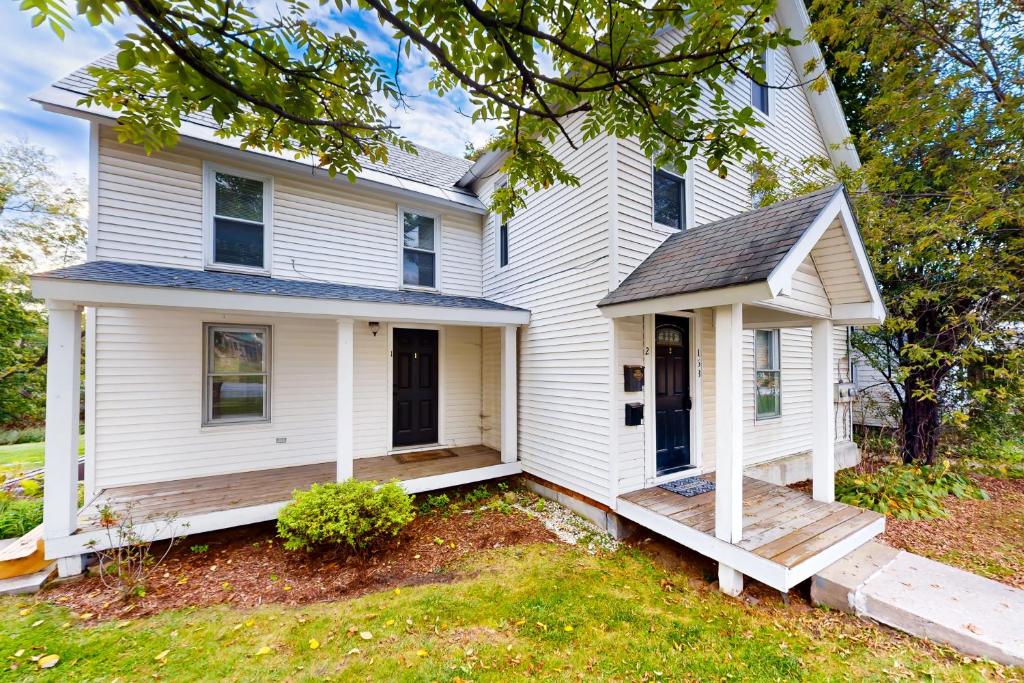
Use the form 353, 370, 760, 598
653, 168, 686, 231
204, 164, 272, 273
750, 50, 770, 115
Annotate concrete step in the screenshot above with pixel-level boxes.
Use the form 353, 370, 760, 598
0, 563, 55, 595
813, 541, 1024, 667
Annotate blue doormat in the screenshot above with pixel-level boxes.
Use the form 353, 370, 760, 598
660, 478, 715, 497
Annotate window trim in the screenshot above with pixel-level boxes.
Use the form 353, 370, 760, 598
398, 206, 442, 291
202, 162, 274, 275
202, 323, 272, 427
753, 328, 782, 421
652, 165, 692, 232
749, 49, 773, 119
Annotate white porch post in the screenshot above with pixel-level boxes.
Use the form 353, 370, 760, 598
811, 318, 836, 503
714, 303, 744, 596
43, 301, 83, 577
500, 325, 518, 464
336, 318, 355, 481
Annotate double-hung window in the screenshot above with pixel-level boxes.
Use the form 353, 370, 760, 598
402, 209, 438, 288
750, 50, 770, 116
653, 168, 686, 231
206, 166, 271, 272
204, 324, 271, 425
754, 329, 781, 419
498, 214, 509, 268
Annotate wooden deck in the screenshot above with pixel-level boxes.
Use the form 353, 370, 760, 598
617, 474, 884, 591
51, 445, 515, 558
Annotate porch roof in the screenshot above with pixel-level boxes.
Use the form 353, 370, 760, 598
32, 261, 530, 325
598, 185, 885, 324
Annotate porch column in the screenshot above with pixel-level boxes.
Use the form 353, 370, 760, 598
714, 303, 744, 596
336, 318, 355, 481
43, 301, 83, 577
811, 319, 836, 502
500, 325, 518, 463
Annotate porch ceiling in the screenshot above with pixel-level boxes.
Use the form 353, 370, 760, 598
31, 261, 530, 326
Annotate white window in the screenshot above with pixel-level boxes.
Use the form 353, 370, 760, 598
653, 168, 686, 231
750, 50, 770, 116
204, 324, 271, 425
204, 165, 272, 273
754, 329, 781, 419
401, 209, 438, 289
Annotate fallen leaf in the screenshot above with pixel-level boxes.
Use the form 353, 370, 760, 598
154, 650, 170, 662
308, 639, 320, 650
359, 631, 373, 641
18, 608, 31, 617
31, 620, 43, 627
564, 625, 574, 632
13, 649, 24, 658
255, 646, 272, 656
965, 623, 983, 634
416, 649, 428, 657
37, 654, 59, 670
346, 648, 361, 656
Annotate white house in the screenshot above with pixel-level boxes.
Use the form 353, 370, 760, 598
30, 0, 887, 595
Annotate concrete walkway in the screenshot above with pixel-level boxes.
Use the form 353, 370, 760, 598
813, 541, 1024, 667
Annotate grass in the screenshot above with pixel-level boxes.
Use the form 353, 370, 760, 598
0, 545, 1009, 681
0, 436, 84, 475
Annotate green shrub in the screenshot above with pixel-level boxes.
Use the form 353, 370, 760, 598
0, 428, 45, 446
276, 480, 415, 552
464, 485, 491, 505
418, 493, 451, 515
0, 496, 43, 538
836, 461, 987, 520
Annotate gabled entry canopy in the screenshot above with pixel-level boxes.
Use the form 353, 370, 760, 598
598, 185, 885, 325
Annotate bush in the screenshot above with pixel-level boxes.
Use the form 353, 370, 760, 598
0, 428, 45, 446
0, 496, 43, 538
836, 460, 987, 520
418, 493, 451, 515
277, 480, 415, 553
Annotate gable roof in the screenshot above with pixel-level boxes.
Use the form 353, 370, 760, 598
599, 185, 845, 308
37, 53, 481, 211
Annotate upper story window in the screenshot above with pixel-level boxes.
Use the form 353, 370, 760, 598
498, 214, 509, 268
402, 209, 437, 289
750, 50, 770, 116
204, 323, 271, 425
205, 165, 272, 273
754, 328, 781, 419
653, 168, 686, 231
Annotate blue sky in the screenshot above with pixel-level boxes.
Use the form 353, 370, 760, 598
0, 3, 494, 181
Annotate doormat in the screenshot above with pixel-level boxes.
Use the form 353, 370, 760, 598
393, 449, 457, 464
660, 478, 715, 497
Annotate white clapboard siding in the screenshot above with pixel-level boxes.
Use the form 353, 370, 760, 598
852, 352, 900, 428
810, 220, 872, 305
615, 316, 646, 491
95, 129, 483, 297
480, 328, 502, 451
475, 115, 614, 503
93, 310, 491, 488
761, 256, 831, 318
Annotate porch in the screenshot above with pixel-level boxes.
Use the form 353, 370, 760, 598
46, 445, 513, 559
617, 475, 884, 592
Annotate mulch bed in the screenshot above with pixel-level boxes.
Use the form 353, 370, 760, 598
43, 508, 558, 621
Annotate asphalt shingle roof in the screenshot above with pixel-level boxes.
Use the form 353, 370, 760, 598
598, 185, 845, 308
52, 53, 474, 191
35, 261, 528, 313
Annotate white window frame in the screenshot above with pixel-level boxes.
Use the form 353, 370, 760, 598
494, 180, 510, 270
398, 206, 442, 291
202, 323, 272, 426
203, 162, 274, 275
749, 49, 774, 120
753, 328, 782, 421
651, 163, 694, 233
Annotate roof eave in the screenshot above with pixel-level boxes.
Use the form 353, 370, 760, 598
598, 281, 774, 318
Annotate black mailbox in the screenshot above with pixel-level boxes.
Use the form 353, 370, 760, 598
623, 365, 645, 392
625, 402, 644, 426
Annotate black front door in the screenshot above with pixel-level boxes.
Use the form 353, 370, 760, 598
392, 328, 439, 447
655, 315, 692, 476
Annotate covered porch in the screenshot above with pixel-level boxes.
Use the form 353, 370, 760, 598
31, 261, 529, 574
600, 185, 887, 594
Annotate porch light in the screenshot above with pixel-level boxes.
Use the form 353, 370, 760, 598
368, 321, 381, 337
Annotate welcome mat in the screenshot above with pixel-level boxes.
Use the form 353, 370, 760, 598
393, 449, 457, 464
660, 478, 715, 497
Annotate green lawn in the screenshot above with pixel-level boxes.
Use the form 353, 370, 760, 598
0, 436, 83, 474
0, 545, 1007, 681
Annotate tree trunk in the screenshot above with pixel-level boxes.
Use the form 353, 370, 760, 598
900, 369, 941, 465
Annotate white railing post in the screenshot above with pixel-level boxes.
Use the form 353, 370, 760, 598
336, 318, 355, 481
812, 318, 836, 503
500, 325, 518, 464
43, 301, 84, 577
714, 303, 744, 596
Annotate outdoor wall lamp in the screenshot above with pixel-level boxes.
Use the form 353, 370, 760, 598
368, 321, 381, 337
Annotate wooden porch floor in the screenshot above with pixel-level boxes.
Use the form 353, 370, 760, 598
70, 445, 510, 543
617, 474, 884, 592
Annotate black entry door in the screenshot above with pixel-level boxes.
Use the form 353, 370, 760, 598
393, 328, 439, 447
655, 315, 692, 476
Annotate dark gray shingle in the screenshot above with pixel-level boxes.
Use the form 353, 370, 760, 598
35, 261, 527, 313
598, 185, 845, 307
52, 54, 474, 191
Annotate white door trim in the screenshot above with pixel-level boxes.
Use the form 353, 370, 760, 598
385, 322, 447, 453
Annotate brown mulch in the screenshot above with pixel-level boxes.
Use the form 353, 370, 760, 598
880, 475, 1024, 589
43, 508, 558, 621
